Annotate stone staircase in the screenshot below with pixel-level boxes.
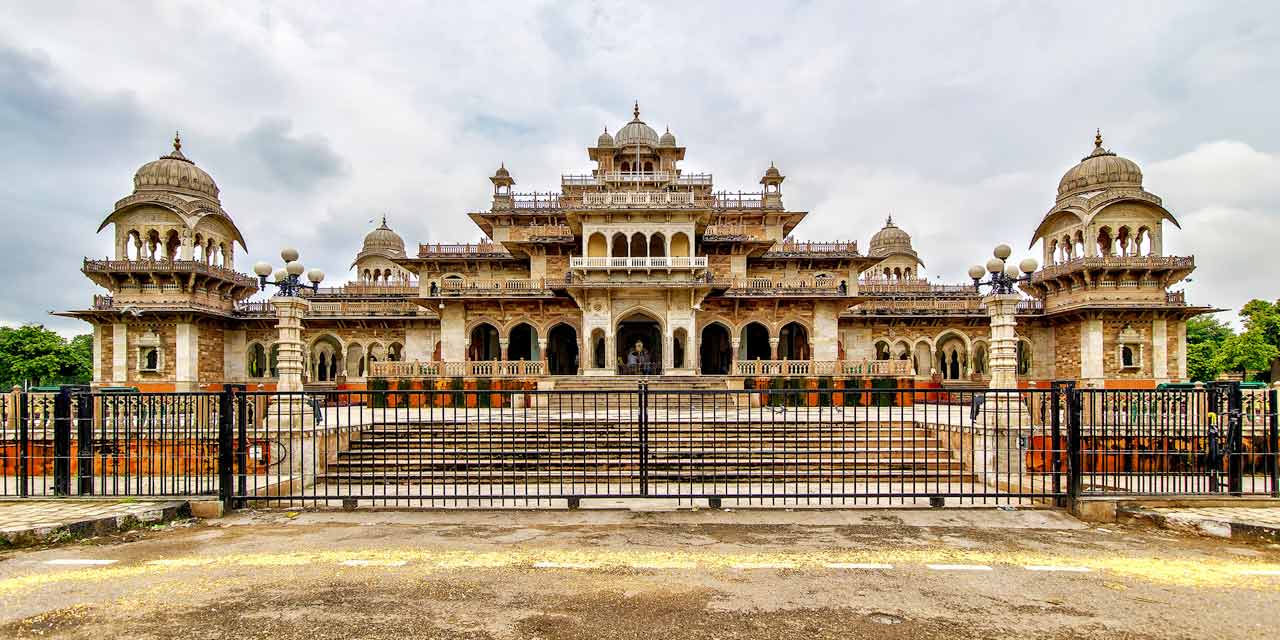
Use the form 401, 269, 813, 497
318, 415, 976, 487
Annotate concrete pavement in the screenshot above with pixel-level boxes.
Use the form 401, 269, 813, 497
0, 508, 1277, 639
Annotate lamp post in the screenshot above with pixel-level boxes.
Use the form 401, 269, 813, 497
252, 249, 324, 400
968, 244, 1037, 390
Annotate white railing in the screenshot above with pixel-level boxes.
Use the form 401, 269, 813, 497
734, 359, 915, 377
369, 360, 546, 378
432, 278, 550, 295
570, 256, 708, 270
601, 170, 673, 182
581, 192, 696, 208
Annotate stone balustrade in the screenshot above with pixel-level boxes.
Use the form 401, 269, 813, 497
570, 256, 708, 270
734, 359, 914, 377
369, 360, 546, 378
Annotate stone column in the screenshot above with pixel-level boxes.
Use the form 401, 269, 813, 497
984, 293, 1021, 389
537, 338, 549, 373
769, 338, 780, 360
112, 324, 127, 384
271, 297, 309, 393
174, 322, 198, 392
730, 339, 741, 375
1152, 318, 1169, 383
499, 338, 509, 362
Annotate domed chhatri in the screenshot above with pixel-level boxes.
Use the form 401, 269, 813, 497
869, 216, 912, 254
133, 132, 221, 201
360, 216, 406, 258
1056, 130, 1143, 199
658, 126, 676, 147
597, 126, 614, 148
865, 215, 924, 279
614, 101, 659, 147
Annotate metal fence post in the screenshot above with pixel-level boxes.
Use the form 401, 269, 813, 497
16, 390, 29, 498
217, 388, 234, 509
1050, 380, 1074, 508
1227, 382, 1244, 496
53, 388, 73, 496
233, 384, 248, 508
638, 381, 649, 498
1067, 385, 1083, 501
1269, 386, 1279, 498
75, 393, 95, 495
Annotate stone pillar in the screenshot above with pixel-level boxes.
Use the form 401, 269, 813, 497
1151, 318, 1169, 383
270, 297, 309, 393
1080, 317, 1104, 384
439, 303, 466, 362
730, 339, 740, 375
812, 302, 840, 361
112, 323, 127, 384
662, 332, 674, 371
403, 324, 434, 363
92, 324, 104, 385
537, 338, 549, 369
224, 329, 246, 383
984, 293, 1021, 389
769, 337, 780, 360
499, 338, 510, 362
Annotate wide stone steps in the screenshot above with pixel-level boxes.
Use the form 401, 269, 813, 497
318, 468, 977, 483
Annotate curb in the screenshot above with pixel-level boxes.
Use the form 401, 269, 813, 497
1119, 507, 1280, 542
0, 501, 191, 548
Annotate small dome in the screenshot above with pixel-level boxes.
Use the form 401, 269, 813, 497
658, 126, 676, 147
868, 216, 913, 256
764, 163, 781, 178
494, 163, 511, 178
615, 102, 659, 147
1056, 130, 1143, 199
360, 217, 405, 258
133, 133, 220, 201
597, 127, 614, 147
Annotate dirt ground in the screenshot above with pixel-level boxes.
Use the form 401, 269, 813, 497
0, 508, 1277, 639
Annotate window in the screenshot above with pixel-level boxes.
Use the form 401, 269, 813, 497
1121, 345, 1136, 369
139, 347, 160, 372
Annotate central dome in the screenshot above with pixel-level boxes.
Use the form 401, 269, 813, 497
133, 133, 220, 201
615, 102, 659, 147
868, 216, 913, 256
1056, 131, 1143, 199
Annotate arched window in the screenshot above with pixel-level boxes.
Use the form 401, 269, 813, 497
670, 232, 690, 257
778, 322, 809, 360
620, 161, 630, 172
587, 232, 607, 257
629, 232, 647, 258
611, 233, 629, 257
875, 341, 891, 360
649, 232, 666, 257
247, 343, 267, 378
740, 323, 771, 360
643, 161, 653, 172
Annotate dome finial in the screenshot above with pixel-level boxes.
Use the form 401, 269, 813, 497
633, 100, 640, 120
381, 214, 388, 227
1094, 128, 1103, 149
886, 213, 894, 226
173, 130, 182, 153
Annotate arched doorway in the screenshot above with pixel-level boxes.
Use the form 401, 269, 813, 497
468, 323, 500, 361
649, 233, 666, 257
310, 335, 343, 383
936, 333, 968, 380
740, 323, 771, 361
777, 322, 809, 360
590, 328, 606, 369
671, 232, 690, 257
629, 233, 647, 258
508, 323, 538, 362
611, 234, 628, 258
347, 343, 366, 378
700, 323, 731, 374
617, 312, 662, 375
547, 324, 579, 375
672, 327, 687, 368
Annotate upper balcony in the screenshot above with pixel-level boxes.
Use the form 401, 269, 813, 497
570, 256, 708, 271
581, 191, 698, 209
760, 239, 860, 258
1030, 255, 1195, 284
562, 171, 714, 187
857, 278, 977, 297
82, 258, 259, 300
417, 242, 514, 259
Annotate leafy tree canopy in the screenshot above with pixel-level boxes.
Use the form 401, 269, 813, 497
0, 325, 93, 389
1186, 315, 1232, 346
1213, 330, 1279, 376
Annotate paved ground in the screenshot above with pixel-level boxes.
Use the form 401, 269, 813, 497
1126, 506, 1280, 541
0, 500, 188, 546
1, 508, 1278, 639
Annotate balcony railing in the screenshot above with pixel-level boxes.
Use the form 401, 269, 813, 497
711, 191, 766, 209
83, 258, 259, 288
570, 256, 708, 270
858, 278, 978, 296
428, 278, 552, 296
506, 225, 574, 242
308, 301, 423, 317
1166, 290, 1187, 305
418, 243, 513, 258
369, 360, 545, 378
509, 193, 564, 209
733, 359, 914, 377
311, 283, 419, 296
1032, 255, 1195, 282
764, 239, 860, 256
581, 191, 697, 208
724, 277, 849, 296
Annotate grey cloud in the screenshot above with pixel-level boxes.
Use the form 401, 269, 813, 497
230, 118, 347, 193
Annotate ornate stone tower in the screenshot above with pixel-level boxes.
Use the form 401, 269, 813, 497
82, 133, 257, 390
865, 216, 924, 280
351, 217, 409, 284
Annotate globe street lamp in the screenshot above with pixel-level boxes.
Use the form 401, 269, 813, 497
968, 245, 1037, 394
253, 248, 324, 297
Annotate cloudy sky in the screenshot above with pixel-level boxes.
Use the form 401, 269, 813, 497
2, 1, 1277, 335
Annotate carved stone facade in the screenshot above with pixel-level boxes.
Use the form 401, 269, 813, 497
60, 112, 1211, 391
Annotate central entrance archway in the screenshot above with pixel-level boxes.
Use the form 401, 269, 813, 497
616, 313, 662, 375
547, 324, 579, 375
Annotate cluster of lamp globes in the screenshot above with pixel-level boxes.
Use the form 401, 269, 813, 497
251, 248, 324, 290
967, 244, 1038, 282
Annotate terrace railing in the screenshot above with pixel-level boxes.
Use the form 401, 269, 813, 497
368, 360, 545, 378
733, 359, 914, 377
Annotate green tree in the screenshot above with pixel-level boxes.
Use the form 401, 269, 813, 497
1213, 330, 1279, 377
0, 325, 93, 389
1187, 341, 1222, 382
1186, 315, 1233, 346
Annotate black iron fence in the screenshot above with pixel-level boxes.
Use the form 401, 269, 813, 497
2, 383, 1276, 507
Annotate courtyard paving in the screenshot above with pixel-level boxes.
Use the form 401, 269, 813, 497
0, 500, 188, 547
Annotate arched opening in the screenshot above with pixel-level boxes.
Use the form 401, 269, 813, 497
893, 267, 902, 280
648, 232, 666, 257
591, 328, 606, 369
777, 322, 809, 360
1121, 345, 1136, 368
973, 343, 989, 376
1116, 226, 1132, 256
309, 335, 342, 383
268, 344, 280, 377
699, 323, 732, 374
875, 341, 891, 360
913, 342, 933, 376
672, 327, 687, 369
587, 232, 607, 257
936, 334, 968, 381
508, 323, 538, 362
547, 324, 579, 375
126, 230, 142, 260
468, 324, 500, 361
620, 161, 631, 172
617, 312, 662, 375
146, 229, 160, 260
247, 343, 267, 378
629, 232, 647, 258
643, 160, 653, 172
1097, 226, 1113, 256
904, 267, 912, 278
387, 342, 403, 361
165, 230, 181, 260
363, 269, 372, 282
739, 322, 771, 361
1017, 340, 1032, 376
367, 342, 384, 366
671, 232, 690, 257
347, 343, 366, 378
611, 233, 628, 258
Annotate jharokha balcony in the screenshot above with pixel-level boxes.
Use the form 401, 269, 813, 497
761, 239, 860, 258
417, 242, 513, 259
570, 256, 708, 270
722, 277, 851, 297
425, 278, 554, 297
1030, 255, 1195, 283
82, 257, 260, 293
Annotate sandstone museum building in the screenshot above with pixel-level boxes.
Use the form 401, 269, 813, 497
62, 106, 1207, 394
